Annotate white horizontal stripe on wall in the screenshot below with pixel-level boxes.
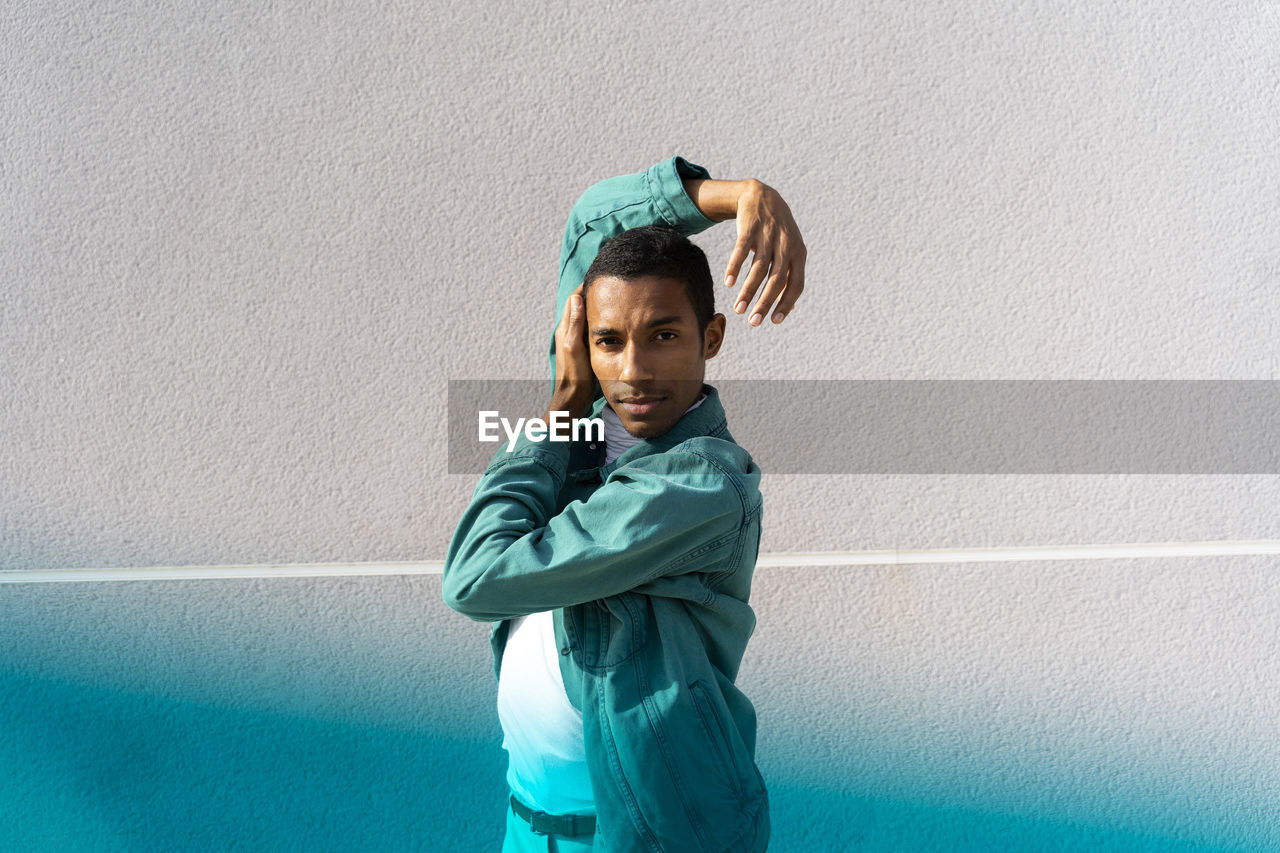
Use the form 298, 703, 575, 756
4, 540, 1280, 583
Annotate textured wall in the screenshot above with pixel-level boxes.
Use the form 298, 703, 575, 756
6, 0, 1279, 569
4, 0, 1280, 849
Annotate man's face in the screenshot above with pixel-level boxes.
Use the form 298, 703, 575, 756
586, 274, 725, 438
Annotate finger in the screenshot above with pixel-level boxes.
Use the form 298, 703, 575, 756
562, 281, 585, 320
768, 267, 804, 323
555, 290, 580, 352
734, 246, 772, 316
562, 296, 588, 354
571, 282, 587, 327
557, 290, 574, 332
770, 254, 805, 323
724, 232, 752, 289
748, 247, 790, 326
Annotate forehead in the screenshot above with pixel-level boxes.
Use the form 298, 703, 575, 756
585, 275, 697, 326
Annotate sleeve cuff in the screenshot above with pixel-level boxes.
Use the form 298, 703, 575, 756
644, 156, 718, 236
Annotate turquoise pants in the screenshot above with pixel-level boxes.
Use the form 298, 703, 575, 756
501, 800, 597, 852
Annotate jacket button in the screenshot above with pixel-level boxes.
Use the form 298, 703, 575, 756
561, 646, 571, 656
589, 443, 597, 450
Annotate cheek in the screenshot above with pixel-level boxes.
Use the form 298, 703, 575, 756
588, 351, 612, 379
663, 348, 703, 376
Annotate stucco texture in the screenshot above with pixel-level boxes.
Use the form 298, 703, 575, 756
4, 0, 1280, 849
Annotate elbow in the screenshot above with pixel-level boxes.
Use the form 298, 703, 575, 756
569, 174, 629, 223
441, 561, 498, 622
441, 574, 463, 613
441, 567, 477, 617
443, 586, 487, 622
442, 534, 492, 619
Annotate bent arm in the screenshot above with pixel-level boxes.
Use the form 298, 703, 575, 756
442, 435, 743, 622
551, 159, 806, 385
550, 156, 723, 382
681, 177, 764, 223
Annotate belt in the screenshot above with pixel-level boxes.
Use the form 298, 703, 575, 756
509, 793, 596, 837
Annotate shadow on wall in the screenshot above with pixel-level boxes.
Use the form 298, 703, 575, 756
2, 669, 1238, 853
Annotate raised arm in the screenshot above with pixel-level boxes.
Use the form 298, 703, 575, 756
550, 156, 718, 382
550, 157, 807, 381
683, 177, 806, 328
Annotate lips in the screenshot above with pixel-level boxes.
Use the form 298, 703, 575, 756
617, 396, 666, 416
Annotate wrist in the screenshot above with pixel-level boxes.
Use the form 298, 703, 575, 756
683, 178, 758, 222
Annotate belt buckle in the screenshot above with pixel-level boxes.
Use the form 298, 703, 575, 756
530, 809, 580, 837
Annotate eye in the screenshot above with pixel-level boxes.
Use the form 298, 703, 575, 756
595, 337, 621, 347
655, 331, 678, 341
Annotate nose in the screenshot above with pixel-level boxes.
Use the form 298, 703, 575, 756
617, 340, 655, 387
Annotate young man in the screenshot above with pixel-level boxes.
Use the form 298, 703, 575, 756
443, 156, 804, 852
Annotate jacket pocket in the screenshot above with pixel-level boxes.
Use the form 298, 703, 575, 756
571, 595, 650, 672
687, 679, 747, 803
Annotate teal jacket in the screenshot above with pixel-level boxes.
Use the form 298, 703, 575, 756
443, 158, 769, 853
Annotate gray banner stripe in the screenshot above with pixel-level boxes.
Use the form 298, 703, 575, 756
448, 380, 1280, 474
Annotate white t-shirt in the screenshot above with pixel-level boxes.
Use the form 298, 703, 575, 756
497, 610, 596, 814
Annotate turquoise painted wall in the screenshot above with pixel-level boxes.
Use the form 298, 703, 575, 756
5, 569, 1277, 851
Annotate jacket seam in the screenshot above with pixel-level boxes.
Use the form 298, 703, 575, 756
631, 621, 718, 851
715, 793, 769, 853
688, 679, 747, 803
650, 528, 738, 578
676, 445, 752, 516
643, 167, 679, 229
557, 197, 655, 282
601, 652, 663, 851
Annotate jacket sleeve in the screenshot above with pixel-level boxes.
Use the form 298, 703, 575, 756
548, 155, 720, 383
442, 433, 744, 622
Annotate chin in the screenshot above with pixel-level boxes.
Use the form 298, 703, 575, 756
623, 417, 669, 439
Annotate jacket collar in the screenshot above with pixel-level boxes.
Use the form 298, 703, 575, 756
589, 383, 731, 473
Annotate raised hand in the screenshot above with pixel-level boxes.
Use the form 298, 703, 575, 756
724, 180, 806, 326
546, 283, 596, 421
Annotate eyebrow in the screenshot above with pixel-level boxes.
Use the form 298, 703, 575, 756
590, 316, 686, 336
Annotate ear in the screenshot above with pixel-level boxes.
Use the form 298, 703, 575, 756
702, 313, 726, 360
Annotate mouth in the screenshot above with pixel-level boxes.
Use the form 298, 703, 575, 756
616, 396, 666, 416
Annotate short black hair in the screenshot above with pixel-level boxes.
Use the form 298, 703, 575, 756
583, 225, 715, 337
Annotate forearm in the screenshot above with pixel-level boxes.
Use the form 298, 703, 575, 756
442, 440, 742, 621
681, 178, 763, 223
442, 438, 568, 622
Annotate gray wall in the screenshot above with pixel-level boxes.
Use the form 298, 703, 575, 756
4, 1, 1280, 849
